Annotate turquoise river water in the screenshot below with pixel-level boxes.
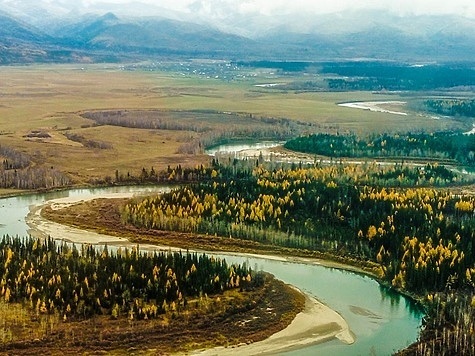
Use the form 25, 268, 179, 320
0, 185, 423, 355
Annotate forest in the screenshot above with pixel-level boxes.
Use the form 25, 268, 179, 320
322, 62, 475, 91
122, 161, 475, 292
424, 98, 475, 118
0, 236, 258, 321
284, 132, 475, 166
237, 61, 475, 91
120, 160, 475, 355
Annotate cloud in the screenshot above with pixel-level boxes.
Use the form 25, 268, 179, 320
2, 0, 474, 24
184, 0, 475, 18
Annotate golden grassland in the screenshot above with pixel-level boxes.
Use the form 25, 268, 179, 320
0, 64, 461, 184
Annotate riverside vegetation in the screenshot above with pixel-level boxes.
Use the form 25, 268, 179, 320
115, 147, 475, 355
0, 235, 302, 354
284, 132, 475, 166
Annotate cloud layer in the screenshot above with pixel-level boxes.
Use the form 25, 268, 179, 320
126, 0, 475, 18
10, 0, 473, 18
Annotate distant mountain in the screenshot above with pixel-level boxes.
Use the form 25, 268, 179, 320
53, 13, 254, 56
55, 12, 121, 45
257, 12, 475, 62
0, 11, 255, 63
0, 0, 183, 29
0, 8, 474, 64
262, 28, 475, 63
0, 12, 53, 64
0, 12, 51, 44
228, 10, 475, 40
0, 12, 125, 64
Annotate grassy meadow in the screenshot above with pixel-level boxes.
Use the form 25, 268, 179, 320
0, 63, 463, 185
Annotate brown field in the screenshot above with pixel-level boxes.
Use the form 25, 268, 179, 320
0, 64, 462, 185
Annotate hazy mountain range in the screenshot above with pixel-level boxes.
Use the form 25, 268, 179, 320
1, 1, 475, 64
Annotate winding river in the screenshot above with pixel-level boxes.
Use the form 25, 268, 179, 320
1, 183, 423, 355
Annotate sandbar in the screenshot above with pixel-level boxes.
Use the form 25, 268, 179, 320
26, 193, 355, 355
193, 292, 354, 355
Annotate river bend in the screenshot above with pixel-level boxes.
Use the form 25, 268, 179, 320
0, 186, 423, 355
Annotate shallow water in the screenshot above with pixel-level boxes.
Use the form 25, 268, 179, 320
0, 185, 423, 355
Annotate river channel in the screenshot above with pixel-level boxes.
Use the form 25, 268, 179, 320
0, 181, 423, 355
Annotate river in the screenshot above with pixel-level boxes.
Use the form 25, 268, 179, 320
337, 101, 408, 116
0, 183, 423, 355
205, 141, 284, 157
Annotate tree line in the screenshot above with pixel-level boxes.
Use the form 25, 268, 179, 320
64, 132, 113, 150
0, 144, 70, 190
1, 145, 30, 170
424, 98, 475, 118
80, 109, 311, 155
0, 166, 71, 190
284, 132, 475, 166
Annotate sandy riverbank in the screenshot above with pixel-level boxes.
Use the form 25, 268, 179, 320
26, 193, 355, 355
193, 292, 354, 356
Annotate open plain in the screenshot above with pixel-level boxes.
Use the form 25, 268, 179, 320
0, 64, 462, 191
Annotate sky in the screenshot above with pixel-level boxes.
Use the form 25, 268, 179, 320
2, 0, 475, 20
77, 0, 475, 18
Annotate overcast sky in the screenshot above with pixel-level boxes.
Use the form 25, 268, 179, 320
78, 0, 475, 18
2, 0, 474, 19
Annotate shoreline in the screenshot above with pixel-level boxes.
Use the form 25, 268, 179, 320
28, 193, 378, 278
26, 193, 356, 355
192, 291, 354, 356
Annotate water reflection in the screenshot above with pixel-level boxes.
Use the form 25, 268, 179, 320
380, 284, 402, 309
379, 284, 425, 318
